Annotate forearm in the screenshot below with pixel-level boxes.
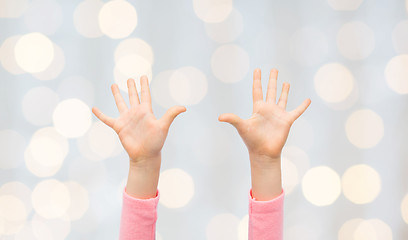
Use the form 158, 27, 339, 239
249, 153, 282, 201
125, 155, 161, 199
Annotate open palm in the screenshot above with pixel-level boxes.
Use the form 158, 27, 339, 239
219, 68, 311, 161
92, 76, 186, 166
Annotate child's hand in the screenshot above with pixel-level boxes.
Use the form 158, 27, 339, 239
92, 76, 185, 199
219, 68, 311, 200
219, 68, 311, 166
92, 76, 186, 168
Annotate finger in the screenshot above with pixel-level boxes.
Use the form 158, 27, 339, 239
252, 68, 263, 104
218, 113, 243, 130
127, 78, 140, 107
140, 75, 152, 110
92, 107, 115, 128
266, 68, 278, 103
111, 84, 128, 113
289, 98, 311, 121
160, 106, 186, 130
277, 82, 290, 110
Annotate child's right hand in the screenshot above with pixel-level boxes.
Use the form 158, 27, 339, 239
92, 76, 186, 169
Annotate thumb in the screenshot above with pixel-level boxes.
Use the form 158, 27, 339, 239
218, 113, 243, 130
160, 105, 186, 130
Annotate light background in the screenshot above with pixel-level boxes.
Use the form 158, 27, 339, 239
0, 0, 408, 239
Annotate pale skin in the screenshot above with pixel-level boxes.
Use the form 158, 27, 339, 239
92, 69, 311, 201
219, 68, 311, 200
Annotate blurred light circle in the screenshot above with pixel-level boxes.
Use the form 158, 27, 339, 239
0, 195, 27, 235
385, 54, 408, 94
23, 0, 63, 35
327, 0, 364, 11
237, 215, 249, 240
115, 38, 154, 65
392, 20, 408, 54
151, 70, 178, 109
22, 87, 59, 126
158, 168, 194, 208
84, 121, 121, 160
401, 194, 408, 224
281, 157, 299, 195
31, 179, 70, 219
57, 75, 95, 106
338, 218, 364, 240
31, 127, 69, 157
0, 35, 25, 74
337, 21, 375, 60
345, 109, 384, 149
25, 135, 65, 178
0, 0, 29, 18
13, 223, 36, 240
282, 146, 310, 179
0, 182, 32, 214
98, 0, 138, 39
114, 54, 153, 92
169, 66, 208, 105
302, 166, 341, 206
314, 63, 354, 103
63, 181, 89, 221
32, 214, 71, 240
354, 219, 392, 240
289, 26, 329, 66
211, 44, 250, 83
74, 0, 104, 38
204, 8, 243, 43
193, 0, 233, 23
53, 98, 92, 138
342, 164, 381, 204
32, 43, 65, 81
206, 213, 239, 240
0, 130, 26, 169
14, 32, 54, 73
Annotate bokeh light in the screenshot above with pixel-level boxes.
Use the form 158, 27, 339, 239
281, 157, 299, 194
237, 215, 248, 240
345, 109, 384, 149
158, 168, 194, 208
114, 38, 154, 65
98, 0, 138, 39
211, 44, 250, 83
169, 66, 208, 105
114, 54, 153, 93
338, 218, 364, 240
392, 20, 408, 54
337, 21, 375, 60
32, 214, 71, 240
22, 87, 59, 126
0, 195, 27, 235
193, 0, 233, 23
402, 194, 408, 224
73, 0, 104, 38
0, 130, 26, 169
342, 164, 381, 204
206, 213, 240, 240
151, 70, 179, 109
354, 219, 392, 240
0, 35, 25, 74
327, 0, 364, 11
204, 8, 243, 43
52, 98, 92, 138
32, 43, 65, 81
14, 32, 55, 73
385, 54, 408, 94
314, 63, 354, 103
31, 179, 71, 219
63, 181, 89, 221
302, 166, 341, 206
0, 0, 28, 18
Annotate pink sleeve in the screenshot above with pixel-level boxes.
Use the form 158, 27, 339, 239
248, 189, 284, 240
119, 187, 160, 240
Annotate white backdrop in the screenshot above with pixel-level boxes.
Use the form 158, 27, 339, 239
0, 0, 408, 239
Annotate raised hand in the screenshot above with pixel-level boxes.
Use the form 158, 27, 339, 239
218, 68, 311, 200
92, 76, 186, 198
